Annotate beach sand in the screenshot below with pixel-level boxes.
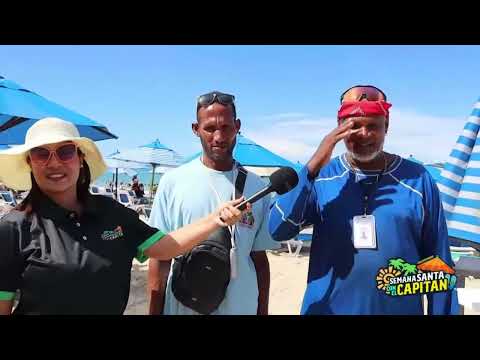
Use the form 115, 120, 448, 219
124, 247, 480, 315
124, 246, 310, 315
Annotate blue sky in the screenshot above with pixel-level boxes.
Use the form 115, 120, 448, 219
1, 45, 479, 164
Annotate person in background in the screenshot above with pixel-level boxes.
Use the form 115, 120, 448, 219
131, 176, 142, 198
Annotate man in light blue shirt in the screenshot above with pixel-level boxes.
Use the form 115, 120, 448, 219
147, 91, 279, 315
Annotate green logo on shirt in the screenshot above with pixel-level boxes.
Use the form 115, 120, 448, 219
101, 226, 124, 241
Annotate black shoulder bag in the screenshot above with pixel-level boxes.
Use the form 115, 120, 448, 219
171, 166, 248, 314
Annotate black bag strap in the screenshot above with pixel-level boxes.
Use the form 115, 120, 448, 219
174, 164, 248, 263
230, 164, 248, 246
235, 164, 248, 199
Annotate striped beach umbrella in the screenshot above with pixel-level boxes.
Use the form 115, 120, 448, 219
111, 139, 184, 200
437, 98, 480, 245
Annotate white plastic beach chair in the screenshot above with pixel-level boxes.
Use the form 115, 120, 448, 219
286, 239, 304, 256
285, 227, 313, 257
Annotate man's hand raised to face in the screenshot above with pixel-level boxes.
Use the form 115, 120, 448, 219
306, 118, 361, 178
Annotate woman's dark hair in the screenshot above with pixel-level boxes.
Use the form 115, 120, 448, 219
17, 150, 92, 213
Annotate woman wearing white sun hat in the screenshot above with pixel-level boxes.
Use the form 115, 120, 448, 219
0, 117, 249, 315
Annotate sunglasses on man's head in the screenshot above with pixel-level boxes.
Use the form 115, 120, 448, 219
29, 143, 78, 165
340, 85, 387, 103
197, 92, 236, 107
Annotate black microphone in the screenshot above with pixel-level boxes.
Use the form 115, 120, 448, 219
236, 166, 299, 210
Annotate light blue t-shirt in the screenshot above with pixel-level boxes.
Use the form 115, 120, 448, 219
149, 158, 280, 315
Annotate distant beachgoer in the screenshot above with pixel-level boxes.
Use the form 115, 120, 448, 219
138, 183, 145, 198
131, 176, 141, 197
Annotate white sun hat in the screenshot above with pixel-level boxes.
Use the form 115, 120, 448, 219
0, 117, 108, 190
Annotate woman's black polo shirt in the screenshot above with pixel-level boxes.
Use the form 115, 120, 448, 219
0, 192, 165, 314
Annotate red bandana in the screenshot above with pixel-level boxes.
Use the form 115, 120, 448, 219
338, 100, 392, 120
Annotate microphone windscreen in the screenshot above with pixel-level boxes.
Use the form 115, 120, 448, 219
269, 167, 299, 195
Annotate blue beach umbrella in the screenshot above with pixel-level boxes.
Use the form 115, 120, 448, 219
0, 75, 117, 144
184, 134, 297, 169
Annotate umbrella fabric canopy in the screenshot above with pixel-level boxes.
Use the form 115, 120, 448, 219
233, 134, 296, 167
182, 151, 202, 164
292, 161, 305, 173
437, 97, 480, 244
105, 151, 149, 171
112, 139, 183, 167
149, 166, 175, 174
424, 164, 443, 183
183, 134, 297, 169
406, 155, 443, 183
105, 158, 144, 177
0, 76, 117, 144
111, 139, 183, 199
105, 151, 148, 198
113, 168, 137, 177
407, 155, 424, 164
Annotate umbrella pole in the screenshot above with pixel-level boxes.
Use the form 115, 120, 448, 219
115, 168, 118, 200
150, 164, 156, 202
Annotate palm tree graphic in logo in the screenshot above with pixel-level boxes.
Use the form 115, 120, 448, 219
387, 258, 418, 276
402, 263, 418, 276
388, 258, 405, 271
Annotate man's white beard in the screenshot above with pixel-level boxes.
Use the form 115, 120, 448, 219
349, 145, 384, 163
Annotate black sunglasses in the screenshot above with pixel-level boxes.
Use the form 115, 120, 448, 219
197, 92, 236, 107
340, 85, 387, 104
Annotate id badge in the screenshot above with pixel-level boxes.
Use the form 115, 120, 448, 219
230, 247, 237, 280
229, 226, 238, 280
352, 215, 377, 249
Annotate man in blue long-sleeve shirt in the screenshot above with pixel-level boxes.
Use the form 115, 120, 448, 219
269, 85, 458, 315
